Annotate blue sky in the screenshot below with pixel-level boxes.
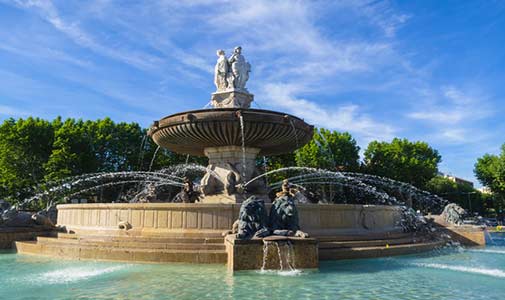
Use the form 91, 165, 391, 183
1, 0, 504, 186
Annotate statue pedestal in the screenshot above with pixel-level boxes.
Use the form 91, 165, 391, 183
199, 146, 268, 203
211, 90, 253, 109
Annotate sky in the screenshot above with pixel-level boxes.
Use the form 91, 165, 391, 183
0, 0, 504, 186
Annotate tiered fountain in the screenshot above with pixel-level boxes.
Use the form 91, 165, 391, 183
13, 47, 457, 271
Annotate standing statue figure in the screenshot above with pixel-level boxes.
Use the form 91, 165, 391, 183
214, 49, 229, 91
228, 46, 251, 91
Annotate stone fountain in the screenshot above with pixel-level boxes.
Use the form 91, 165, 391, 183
12, 47, 454, 271
148, 47, 313, 203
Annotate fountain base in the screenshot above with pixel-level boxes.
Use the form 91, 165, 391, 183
225, 235, 319, 271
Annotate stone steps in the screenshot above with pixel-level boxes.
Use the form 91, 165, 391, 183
319, 239, 445, 260
15, 240, 227, 264
57, 233, 224, 244
316, 232, 411, 242
36, 236, 225, 250
319, 236, 424, 249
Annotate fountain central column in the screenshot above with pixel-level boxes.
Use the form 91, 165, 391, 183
200, 146, 268, 203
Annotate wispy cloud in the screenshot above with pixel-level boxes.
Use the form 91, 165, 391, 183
0, 105, 31, 117
260, 83, 396, 143
12, 0, 163, 71
407, 86, 494, 143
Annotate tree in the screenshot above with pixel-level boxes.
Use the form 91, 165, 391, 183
0, 117, 55, 203
295, 128, 360, 171
425, 176, 485, 214
363, 138, 441, 188
474, 144, 505, 217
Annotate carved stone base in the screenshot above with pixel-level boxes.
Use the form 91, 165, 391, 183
211, 90, 253, 108
199, 146, 269, 203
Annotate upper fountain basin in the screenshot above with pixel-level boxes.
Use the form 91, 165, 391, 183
148, 108, 314, 156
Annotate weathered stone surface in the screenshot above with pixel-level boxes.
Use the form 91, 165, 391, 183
225, 235, 318, 271
211, 90, 253, 108
55, 203, 404, 237
149, 108, 313, 157
199, 146, 268, 203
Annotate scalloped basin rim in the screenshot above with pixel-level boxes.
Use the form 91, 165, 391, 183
149, 108, 314, 156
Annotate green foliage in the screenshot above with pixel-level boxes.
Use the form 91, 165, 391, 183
0, 117, 55, 202
474, 145, 505, 195
474, 144, 505, 217
43, 118, 150, 181
363, 138, 441, 188
425, 176, 485, 214
295, 128, 360, 171
0, 117, 206, 206
261, 153, 297, 184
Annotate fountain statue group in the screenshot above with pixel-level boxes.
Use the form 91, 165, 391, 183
227, 179, 309, 240
214, 46, 251, 92
211, 46, 253, 108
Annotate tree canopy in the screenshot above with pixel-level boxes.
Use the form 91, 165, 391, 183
363, 138, 441, 188
295, 128, 360, 171
425, 175, 487, 214
0, 117, 204, 205
474, 144, 505, 195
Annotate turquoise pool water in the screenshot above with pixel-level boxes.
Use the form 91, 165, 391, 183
1, 238, 504, 300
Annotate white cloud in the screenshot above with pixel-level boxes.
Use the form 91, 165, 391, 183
407, 86, 493, 144
408, 86, 491, 124
12, 0, 163, 70
260, 83, 396, 143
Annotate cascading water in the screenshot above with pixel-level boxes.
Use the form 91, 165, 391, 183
260, 240, 298, 273
238, 114, 247, 183
244, 166, 448, 213
137, 135, 148, 170
149, 146, 161, 172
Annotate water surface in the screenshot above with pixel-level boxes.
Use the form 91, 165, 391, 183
1, 240, 504, 299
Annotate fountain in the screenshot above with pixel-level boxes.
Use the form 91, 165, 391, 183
11, 46, 467, 271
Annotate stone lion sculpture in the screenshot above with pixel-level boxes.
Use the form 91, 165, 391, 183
441, 203, 467, 225
269, 195, 308, 238
235, 196, 270, 239
0, 207, 55, 228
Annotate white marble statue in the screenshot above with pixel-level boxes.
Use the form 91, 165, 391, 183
213, 46, 251, 92
228, 46, 251, 91
214, 49, 229, 91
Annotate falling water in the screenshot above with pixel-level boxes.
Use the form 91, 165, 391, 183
238, 114, 247, 183
137, 135, 148, 171
202, 101, 213, 109
262, 156, 268, 185
149, 146, 161, 172
284, 242, 296, 271
260, 240, 298, 272
261, 241, 270, 271
275, 242, 284, 271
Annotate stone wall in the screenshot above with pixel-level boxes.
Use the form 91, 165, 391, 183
57, 203, 403, 237
0, 228, 53, 249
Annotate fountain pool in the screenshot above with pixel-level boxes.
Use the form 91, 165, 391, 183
1, 243, 504, 300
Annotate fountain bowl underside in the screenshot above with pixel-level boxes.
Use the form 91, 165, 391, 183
148, 108, 314, 156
